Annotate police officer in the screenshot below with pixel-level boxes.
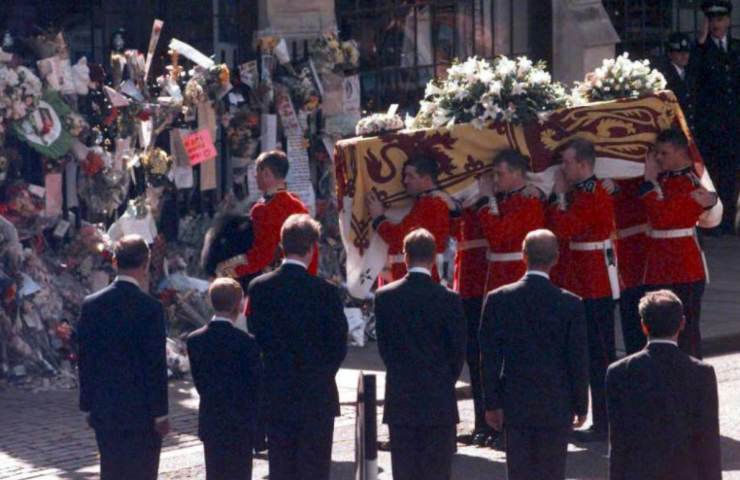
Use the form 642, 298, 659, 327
694, 0, 740, 235
655, 32, 695, 130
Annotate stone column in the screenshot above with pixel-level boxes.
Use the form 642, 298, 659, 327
552, 0, 620, 85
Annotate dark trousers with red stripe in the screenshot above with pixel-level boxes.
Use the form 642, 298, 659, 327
646, 281, 706, 358
619, 285, 648, 355
584, 297, 616, 432
462, 297, 488, 433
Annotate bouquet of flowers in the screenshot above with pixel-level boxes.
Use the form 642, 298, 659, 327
0, 65, 43, 123
309, 33, 360, 74
356, 112, 404, 136
226, 109, 260, 158
411, 56, 567, 129
572, 53, 667, 103
139, 148, 172, 187
184, 64, 230, 106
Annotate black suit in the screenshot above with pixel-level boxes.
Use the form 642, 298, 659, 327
606, 342, 721, 480
77, 279, 168, 480
655, 57, 695, 130
187, 319, 262, 480
374, 271, 466, 480
247, 262, 347, 480
693, 37, 740, 232
480, 273, 589, 480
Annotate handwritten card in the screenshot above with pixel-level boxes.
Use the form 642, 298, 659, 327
183, 129, 218, 166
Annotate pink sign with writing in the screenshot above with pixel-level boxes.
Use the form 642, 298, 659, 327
183, 129, 217, 165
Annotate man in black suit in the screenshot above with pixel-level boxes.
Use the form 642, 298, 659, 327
374, 228, 466, 480
187, 278, 262, 480
77, 234, 169, 480
480, 229, 589, 480
247, 213, 347, 480
606, 289, 721, 480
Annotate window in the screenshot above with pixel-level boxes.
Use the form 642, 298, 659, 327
604, 0, 740, 59
337, 0, 483, 113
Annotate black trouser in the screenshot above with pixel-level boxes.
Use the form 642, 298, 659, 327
463, 296, 488, 433
619, 285, 647, 355
267, 415, 334, 480
95, 428, 162, 480
388, 424, 456, 480
506, 426, 570, 480
203, 433, 254, 480
584, 297, 616, 431
699, 128, 738, 233
646, 281, 706, 358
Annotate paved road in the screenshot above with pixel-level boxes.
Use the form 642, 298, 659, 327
3, 343, 740, 480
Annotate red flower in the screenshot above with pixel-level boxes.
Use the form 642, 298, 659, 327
82, 151, 104, 176
103, 107, 119, 126
137, 111, 151, 121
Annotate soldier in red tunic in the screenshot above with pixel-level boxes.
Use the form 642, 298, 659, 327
451, 190, 490, 446
613, 177, 649, 354
217, 150, 318, 284
366, 155, 457, 283
477, 150, 545, 294
546, 138, 618, 442
641, 129, 717, 358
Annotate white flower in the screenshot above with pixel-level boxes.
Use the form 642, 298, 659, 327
489, 80, 503, 97
512, 82, 526, 95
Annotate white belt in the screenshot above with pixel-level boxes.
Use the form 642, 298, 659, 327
485, 251, 523, 262
457, 239, 489, 251
569, 239, 614, 251
648, 227, 696, 239
389, 253, 444, 264
617, 224, 648, 240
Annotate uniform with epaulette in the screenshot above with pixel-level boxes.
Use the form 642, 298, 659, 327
229, 189, 318, 284
693, 0, 740, 234
546, 175, 618, 436
613, 178, 649, 354
477, 186, 545, 292
373, 189, 454, 282
640, 166, 711, 358
451, 205, 489, 443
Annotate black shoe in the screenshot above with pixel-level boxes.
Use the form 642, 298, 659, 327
571, 426, 607, 443
485, 432, 506, 451
472, 431, 490, 447
378, 440, 391, 451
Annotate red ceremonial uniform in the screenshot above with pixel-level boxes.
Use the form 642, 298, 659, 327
234, 189, 318, 278
478, 187, 545, 292
613, 178, 648, 290
546, 176, 617, 299
641, 167, 706, 285
452, 207, 488, 299
374, 191, 452, 282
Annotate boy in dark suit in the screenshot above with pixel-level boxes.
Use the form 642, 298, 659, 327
607, 289, 721, 480
247, 213, 347, 480
480, 229, 589, 480
187, 278, 262, 480
77, 235, 169, 480
374, 228, 467, 480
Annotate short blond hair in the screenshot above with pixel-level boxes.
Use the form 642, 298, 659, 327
209, 278, 243, 312
281, 214, 321, 256
523, 229, 559, 268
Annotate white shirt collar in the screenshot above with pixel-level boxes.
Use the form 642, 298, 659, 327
526, 270, 550, 280
282, 258, 308, 269
408, 266, 432, 276
672, 63, 685, 78
115, 275, 140, 289
211, 316, 233, 325
715, 36, 728, 48
648, 338, 678, 347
